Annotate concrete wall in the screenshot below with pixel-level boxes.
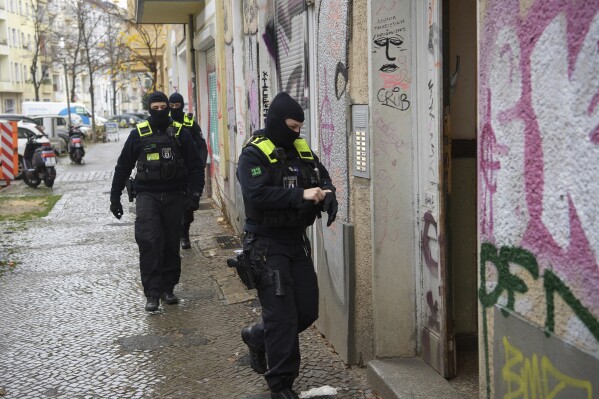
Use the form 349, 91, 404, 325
478, 1, 599, 397
348, 0, 374, 364
370, 0, 416, 357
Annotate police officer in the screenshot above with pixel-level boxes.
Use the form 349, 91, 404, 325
109, 91, 205, 312
168, 92, 208, 250
237, 92, 338, 399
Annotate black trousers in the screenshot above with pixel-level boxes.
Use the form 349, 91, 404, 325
181, 208, 194, 238
135, 191, 186, 298
245, 232, 319, 392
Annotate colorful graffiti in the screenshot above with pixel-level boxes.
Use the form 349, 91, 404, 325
501, 337, 592, 399
480, 242, 599, 397
317, 0, 350, 221
480, 1, 599, 395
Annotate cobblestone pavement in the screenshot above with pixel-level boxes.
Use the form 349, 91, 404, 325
0, 132, 379, 399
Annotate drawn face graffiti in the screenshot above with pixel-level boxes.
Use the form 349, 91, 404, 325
374, 34, 404, 72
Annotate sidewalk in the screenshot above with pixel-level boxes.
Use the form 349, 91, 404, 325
0, 135, 378, 399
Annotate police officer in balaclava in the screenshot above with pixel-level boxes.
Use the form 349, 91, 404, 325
235, 92, 338, 399
110, 90, 205, 312
168, 92, 208, 250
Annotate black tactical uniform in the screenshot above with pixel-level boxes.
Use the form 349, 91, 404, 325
237, 92, 338, 399
169, 93, 208, 249
110, 91, 204, 312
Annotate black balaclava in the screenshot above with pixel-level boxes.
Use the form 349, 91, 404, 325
265, 92, 304, 149
169, 92, 185, 122
147, 91, 170, 130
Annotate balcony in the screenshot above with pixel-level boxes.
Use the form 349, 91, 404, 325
0, 80, 15, 92
130, 0, 205, 23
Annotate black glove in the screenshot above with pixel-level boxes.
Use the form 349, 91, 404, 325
110, 201, 123, 220
322, 191, 338, 227
187, 193, 201, 211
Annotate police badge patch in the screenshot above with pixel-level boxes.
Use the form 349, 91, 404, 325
162, 148, 172, 159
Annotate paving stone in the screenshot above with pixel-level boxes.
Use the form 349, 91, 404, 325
0, 139, 378, 398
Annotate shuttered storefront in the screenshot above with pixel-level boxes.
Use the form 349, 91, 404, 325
275, 0, 306, 107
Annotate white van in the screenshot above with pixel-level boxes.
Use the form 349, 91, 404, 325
22, 101, 92, 126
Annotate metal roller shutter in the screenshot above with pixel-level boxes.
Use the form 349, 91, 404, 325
275, 0, 306, 107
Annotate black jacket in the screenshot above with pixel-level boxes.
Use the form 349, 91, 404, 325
237, 130, 333, 237
110, 117, 205, 202
176, 114, 208, 165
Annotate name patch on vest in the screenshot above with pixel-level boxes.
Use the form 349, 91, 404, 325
162, 148, 172, 159
147, 153, 159, 161
250, 166, 262, 177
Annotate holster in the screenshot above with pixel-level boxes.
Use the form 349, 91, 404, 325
125, 177, 137, 202
227, 253, 259, 290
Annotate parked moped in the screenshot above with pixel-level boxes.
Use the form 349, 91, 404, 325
68, 125, 85, 164
22, 133, 57, 188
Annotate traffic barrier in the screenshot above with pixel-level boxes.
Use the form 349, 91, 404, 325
0, 120, 18, 187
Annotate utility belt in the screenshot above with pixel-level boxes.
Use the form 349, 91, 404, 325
135, 159, 186, 182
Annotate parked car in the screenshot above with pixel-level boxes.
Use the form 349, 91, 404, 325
0, 114, 66, 156
29, 115, 70, 151
128, 112, 149, 120
16, 122, 52, 179
0, 114, 45, 133
107, 114, 144, 128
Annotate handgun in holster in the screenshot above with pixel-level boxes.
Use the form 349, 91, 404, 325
227, 253, 260, 290
125, 177, 137, 202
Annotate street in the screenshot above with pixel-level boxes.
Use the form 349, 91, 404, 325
0, 130, 378, 399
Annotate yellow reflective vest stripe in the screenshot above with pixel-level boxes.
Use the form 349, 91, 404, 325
136, 120, 183, 137
246, 135, 314, 163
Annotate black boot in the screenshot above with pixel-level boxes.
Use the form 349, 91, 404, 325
270, 388, 299, 399
241, 326, 267, 374
161, 292, 179, 305
145, 297, 159, 312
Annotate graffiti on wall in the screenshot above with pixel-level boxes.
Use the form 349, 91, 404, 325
493, 307, 597, 399
261, 71, 270, 119
480, 242, 599, 397
371, 0, 411, 251
317, 0, 350, 221
479, 2, 599, 395
225, 47, 237, 139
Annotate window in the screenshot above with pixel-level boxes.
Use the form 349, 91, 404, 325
23, 64, 27, 82
5, 99, 15, 113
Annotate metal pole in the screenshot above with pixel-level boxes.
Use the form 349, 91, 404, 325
64, 62, 72, 127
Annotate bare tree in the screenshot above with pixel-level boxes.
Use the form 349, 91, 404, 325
124, 23, 165, 91
100, 2, 166, 92
73, 0, 108, 139
98, 2, 134, 115
28, 0, 57, 100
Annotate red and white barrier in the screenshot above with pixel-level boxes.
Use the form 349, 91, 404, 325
0, 120, 18, 187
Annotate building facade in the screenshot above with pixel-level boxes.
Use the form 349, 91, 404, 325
0, 0, 54, 112
132, 0, 599, 398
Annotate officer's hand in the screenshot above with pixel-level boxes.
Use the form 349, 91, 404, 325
323, 191, 338, 227
303, 187, 326, 204
187, 193, 201, 211
110, 201, 123, 220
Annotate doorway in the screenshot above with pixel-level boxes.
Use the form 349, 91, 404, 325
445, 0, 478, 396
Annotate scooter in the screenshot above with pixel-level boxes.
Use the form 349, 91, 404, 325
22, 133, 57, 188
68, 125, 85, 164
